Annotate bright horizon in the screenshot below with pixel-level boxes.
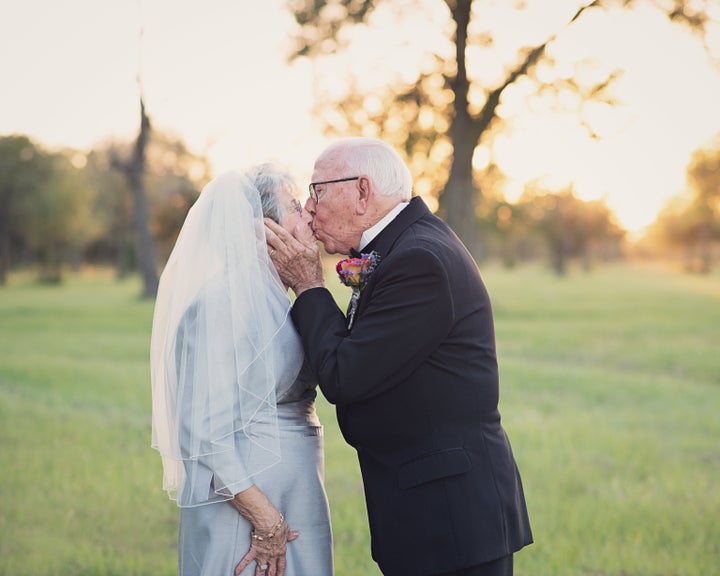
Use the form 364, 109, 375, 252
2, 0, 719, 234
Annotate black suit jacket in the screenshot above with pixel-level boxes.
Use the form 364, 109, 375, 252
292, 197, 532, 575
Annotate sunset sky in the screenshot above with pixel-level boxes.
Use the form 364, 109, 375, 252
2, 0, 719, 233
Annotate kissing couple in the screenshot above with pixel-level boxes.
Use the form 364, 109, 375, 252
150, 137, 532, 576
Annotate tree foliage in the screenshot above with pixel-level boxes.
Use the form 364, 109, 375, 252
652, 134, 720, 272
0, 129, 209, 286
0, 135, 99, 283
286, 0, 717, 256
518, 186, 624, 275
22, 152, 99, 283
0, 135, 42, 283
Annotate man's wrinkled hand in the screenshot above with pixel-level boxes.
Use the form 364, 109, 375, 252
265, 219, 325, 296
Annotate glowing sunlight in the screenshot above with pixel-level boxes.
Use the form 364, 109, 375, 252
1, 0, 718, 234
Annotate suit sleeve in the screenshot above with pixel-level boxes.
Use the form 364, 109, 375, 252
292, 246, 453, 406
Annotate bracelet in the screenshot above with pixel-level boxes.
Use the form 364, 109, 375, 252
251, 514, 285, 542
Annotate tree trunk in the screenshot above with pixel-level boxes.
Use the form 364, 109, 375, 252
698, 220, 712, 273
122, 97, 158, 298
439, 0, 600, 258
440, 0, 484, 257
551, 241, 568, 276
38, 242, 63, 284
0, 194, 11, 285
443, 133, 480, 257
0, 232, 9, 285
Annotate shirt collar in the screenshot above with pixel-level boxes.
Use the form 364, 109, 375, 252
358, 201, 410, 252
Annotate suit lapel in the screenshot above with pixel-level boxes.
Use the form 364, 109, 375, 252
362, 196, 429, 257
348, 197, 430, 328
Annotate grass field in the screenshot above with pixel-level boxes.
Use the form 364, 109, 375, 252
1, 262, 718, 575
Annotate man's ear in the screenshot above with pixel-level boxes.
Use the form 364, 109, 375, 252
356, 177, 371, 214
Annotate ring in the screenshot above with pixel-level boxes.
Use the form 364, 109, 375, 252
268, 248, 275, 256
259, 564, 268, 571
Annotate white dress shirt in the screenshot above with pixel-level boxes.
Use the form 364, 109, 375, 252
358, 201, 410, 251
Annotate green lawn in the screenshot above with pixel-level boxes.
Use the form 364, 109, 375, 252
1, 262, 718, 575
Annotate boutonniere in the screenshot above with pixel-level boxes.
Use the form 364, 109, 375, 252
336, 251, 380, 330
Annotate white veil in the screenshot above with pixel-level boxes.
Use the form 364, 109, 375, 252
150, 171, 300, 507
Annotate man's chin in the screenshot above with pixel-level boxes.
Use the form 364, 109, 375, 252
320, 242, 343, 256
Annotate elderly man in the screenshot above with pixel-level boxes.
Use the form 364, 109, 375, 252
265, 137, 532, 576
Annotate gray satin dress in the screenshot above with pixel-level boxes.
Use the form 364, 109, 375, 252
177, 359, 334, 575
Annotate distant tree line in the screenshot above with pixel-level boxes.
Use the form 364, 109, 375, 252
647, 135, 720, 273
0, 131, 210, 287
478, 179, 625, 275
0, 128, 717, 288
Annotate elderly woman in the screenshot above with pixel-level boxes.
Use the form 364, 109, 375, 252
151, 165, 333, 576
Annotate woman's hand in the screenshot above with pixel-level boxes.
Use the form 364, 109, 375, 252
230, 485, 299, 576
234, 515, 299, 576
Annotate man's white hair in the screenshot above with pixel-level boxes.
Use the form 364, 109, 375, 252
318, 138, 413, 201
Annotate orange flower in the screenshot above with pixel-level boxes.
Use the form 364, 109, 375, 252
336, 252, 379, 330
336, 252, 379, 289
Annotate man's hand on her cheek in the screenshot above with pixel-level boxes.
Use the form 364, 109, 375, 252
264, 219, 324, 296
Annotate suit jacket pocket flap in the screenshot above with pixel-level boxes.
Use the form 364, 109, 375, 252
398, 447, 471, 490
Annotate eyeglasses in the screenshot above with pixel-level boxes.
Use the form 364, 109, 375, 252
308, 177, 360, 203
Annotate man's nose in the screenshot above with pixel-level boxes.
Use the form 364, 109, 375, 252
304, 198, 316, 216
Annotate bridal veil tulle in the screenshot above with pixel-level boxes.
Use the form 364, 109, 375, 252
150, 171, 301, 507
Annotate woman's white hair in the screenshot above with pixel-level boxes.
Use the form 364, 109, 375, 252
244, 163, 297, 223
318, 138, 413, 200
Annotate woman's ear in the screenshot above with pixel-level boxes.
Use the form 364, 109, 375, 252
355, 177, 371, 214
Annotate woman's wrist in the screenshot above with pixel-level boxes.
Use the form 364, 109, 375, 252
251, 514, 286, 542
230, 485, 281, 531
